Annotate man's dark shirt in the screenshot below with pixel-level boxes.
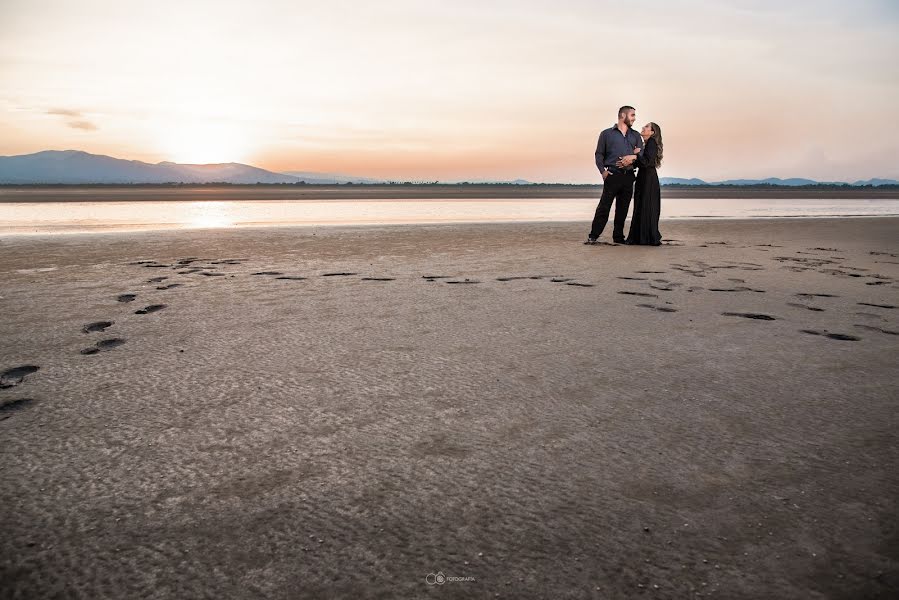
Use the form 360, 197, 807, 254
595, 124, 643, 174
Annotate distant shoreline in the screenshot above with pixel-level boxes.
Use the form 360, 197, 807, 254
2, 183, 899, 202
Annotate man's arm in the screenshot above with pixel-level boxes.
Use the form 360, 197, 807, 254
594, 131, 609, 179
617, 132, 644, 168
635, 132, 644, 152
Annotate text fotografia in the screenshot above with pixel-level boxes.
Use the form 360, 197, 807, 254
425, 571, 476, 585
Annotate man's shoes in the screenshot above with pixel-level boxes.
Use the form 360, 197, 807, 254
613, 238, 626, 245
584, 237, 597, 245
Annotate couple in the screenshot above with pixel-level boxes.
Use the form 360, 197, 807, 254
585, 105, 664, 246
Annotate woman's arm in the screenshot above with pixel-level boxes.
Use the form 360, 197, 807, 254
616, 138, 657, 169
634, 137, 657, 167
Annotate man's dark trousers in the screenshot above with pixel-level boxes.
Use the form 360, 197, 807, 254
590, 170, 635, 241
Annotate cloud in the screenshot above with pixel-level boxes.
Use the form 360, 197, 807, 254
46, 108, 80, 117
67, 120, 98, 130
45, 107, 98, 131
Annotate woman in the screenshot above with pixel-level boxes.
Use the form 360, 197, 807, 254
617, 122, 663, 246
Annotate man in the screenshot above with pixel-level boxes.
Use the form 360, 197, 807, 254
586, 106, 643, 244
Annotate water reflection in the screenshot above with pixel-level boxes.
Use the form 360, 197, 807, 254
184, 201, 236, 229
0, 198, 897, 235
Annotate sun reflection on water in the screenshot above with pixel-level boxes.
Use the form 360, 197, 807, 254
184, 202, 236, 229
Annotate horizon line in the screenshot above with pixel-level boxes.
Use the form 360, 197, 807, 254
1, 149, 897, 186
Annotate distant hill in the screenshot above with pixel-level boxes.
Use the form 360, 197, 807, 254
0, 150, 303, 184
852, 178, 899, 186
660, 177, 708, 185
2, 150, 897, 187
663, 177, 899, 187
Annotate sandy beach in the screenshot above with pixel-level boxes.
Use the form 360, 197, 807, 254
1, 217, 897, 599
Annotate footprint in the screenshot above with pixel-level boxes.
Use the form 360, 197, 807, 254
855, 312, 886, 321
671, 265, 706, 278
81, 338, 127, 355
361, 277, 395, 281
775, 257, 836, 268
156, 283, 183, 290
199, 272, 226, 277
82, 320, 114, 333
858, 302, 896, 309
820, 269, 863, 278
0, 397, 35, 420
649, 284, 675, 291
636, 303, 677, 313
275, 276, 307, 281
422, 275, 451, 280
550, 278, 574, 283
636, 271, 667, 274
565, 282, 594, 287
786, 302, 824, 312
147, 276, 168, 283
446, 279, 481, 284
721, 312, 776, 321
796, 293, 838, 299
143, 264, 170, 268
799, 330, 860, 341
618, 291, 658, 298
865, 281, 890, 286
322, 272, 359, 277
853, 324, 898, 336
177, 268, 204, 274
723, 261, 764, 267
127, 260, 157, 265
117, 293, 137, 303
0, 365, 40, 389
618, 276, 647, 280
496, 276, 547, 281
252, 271, 283, 276
135, 304, 167, 315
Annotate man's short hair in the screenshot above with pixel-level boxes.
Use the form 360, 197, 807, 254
618, 105, 635, 118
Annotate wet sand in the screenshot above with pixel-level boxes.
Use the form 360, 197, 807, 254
1, 218, 897, 599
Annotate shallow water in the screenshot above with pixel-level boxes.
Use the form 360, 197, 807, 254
1, 197, 897, 235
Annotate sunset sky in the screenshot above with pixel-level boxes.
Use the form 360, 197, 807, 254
1, 0, 897, 183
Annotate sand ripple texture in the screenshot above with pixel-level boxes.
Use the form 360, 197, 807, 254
1, 218, 898, 599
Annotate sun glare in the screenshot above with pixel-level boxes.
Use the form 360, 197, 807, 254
183, 202, 236, 229
161, 123, 251, 165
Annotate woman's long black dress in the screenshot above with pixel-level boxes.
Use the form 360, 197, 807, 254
625, 136, 662, 245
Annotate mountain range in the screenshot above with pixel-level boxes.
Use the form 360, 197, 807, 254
0, 150, 896, 186
659, 176, 898, 186
0, 150, 304, 184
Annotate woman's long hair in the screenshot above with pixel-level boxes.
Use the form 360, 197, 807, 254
649, 122, 663, 168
